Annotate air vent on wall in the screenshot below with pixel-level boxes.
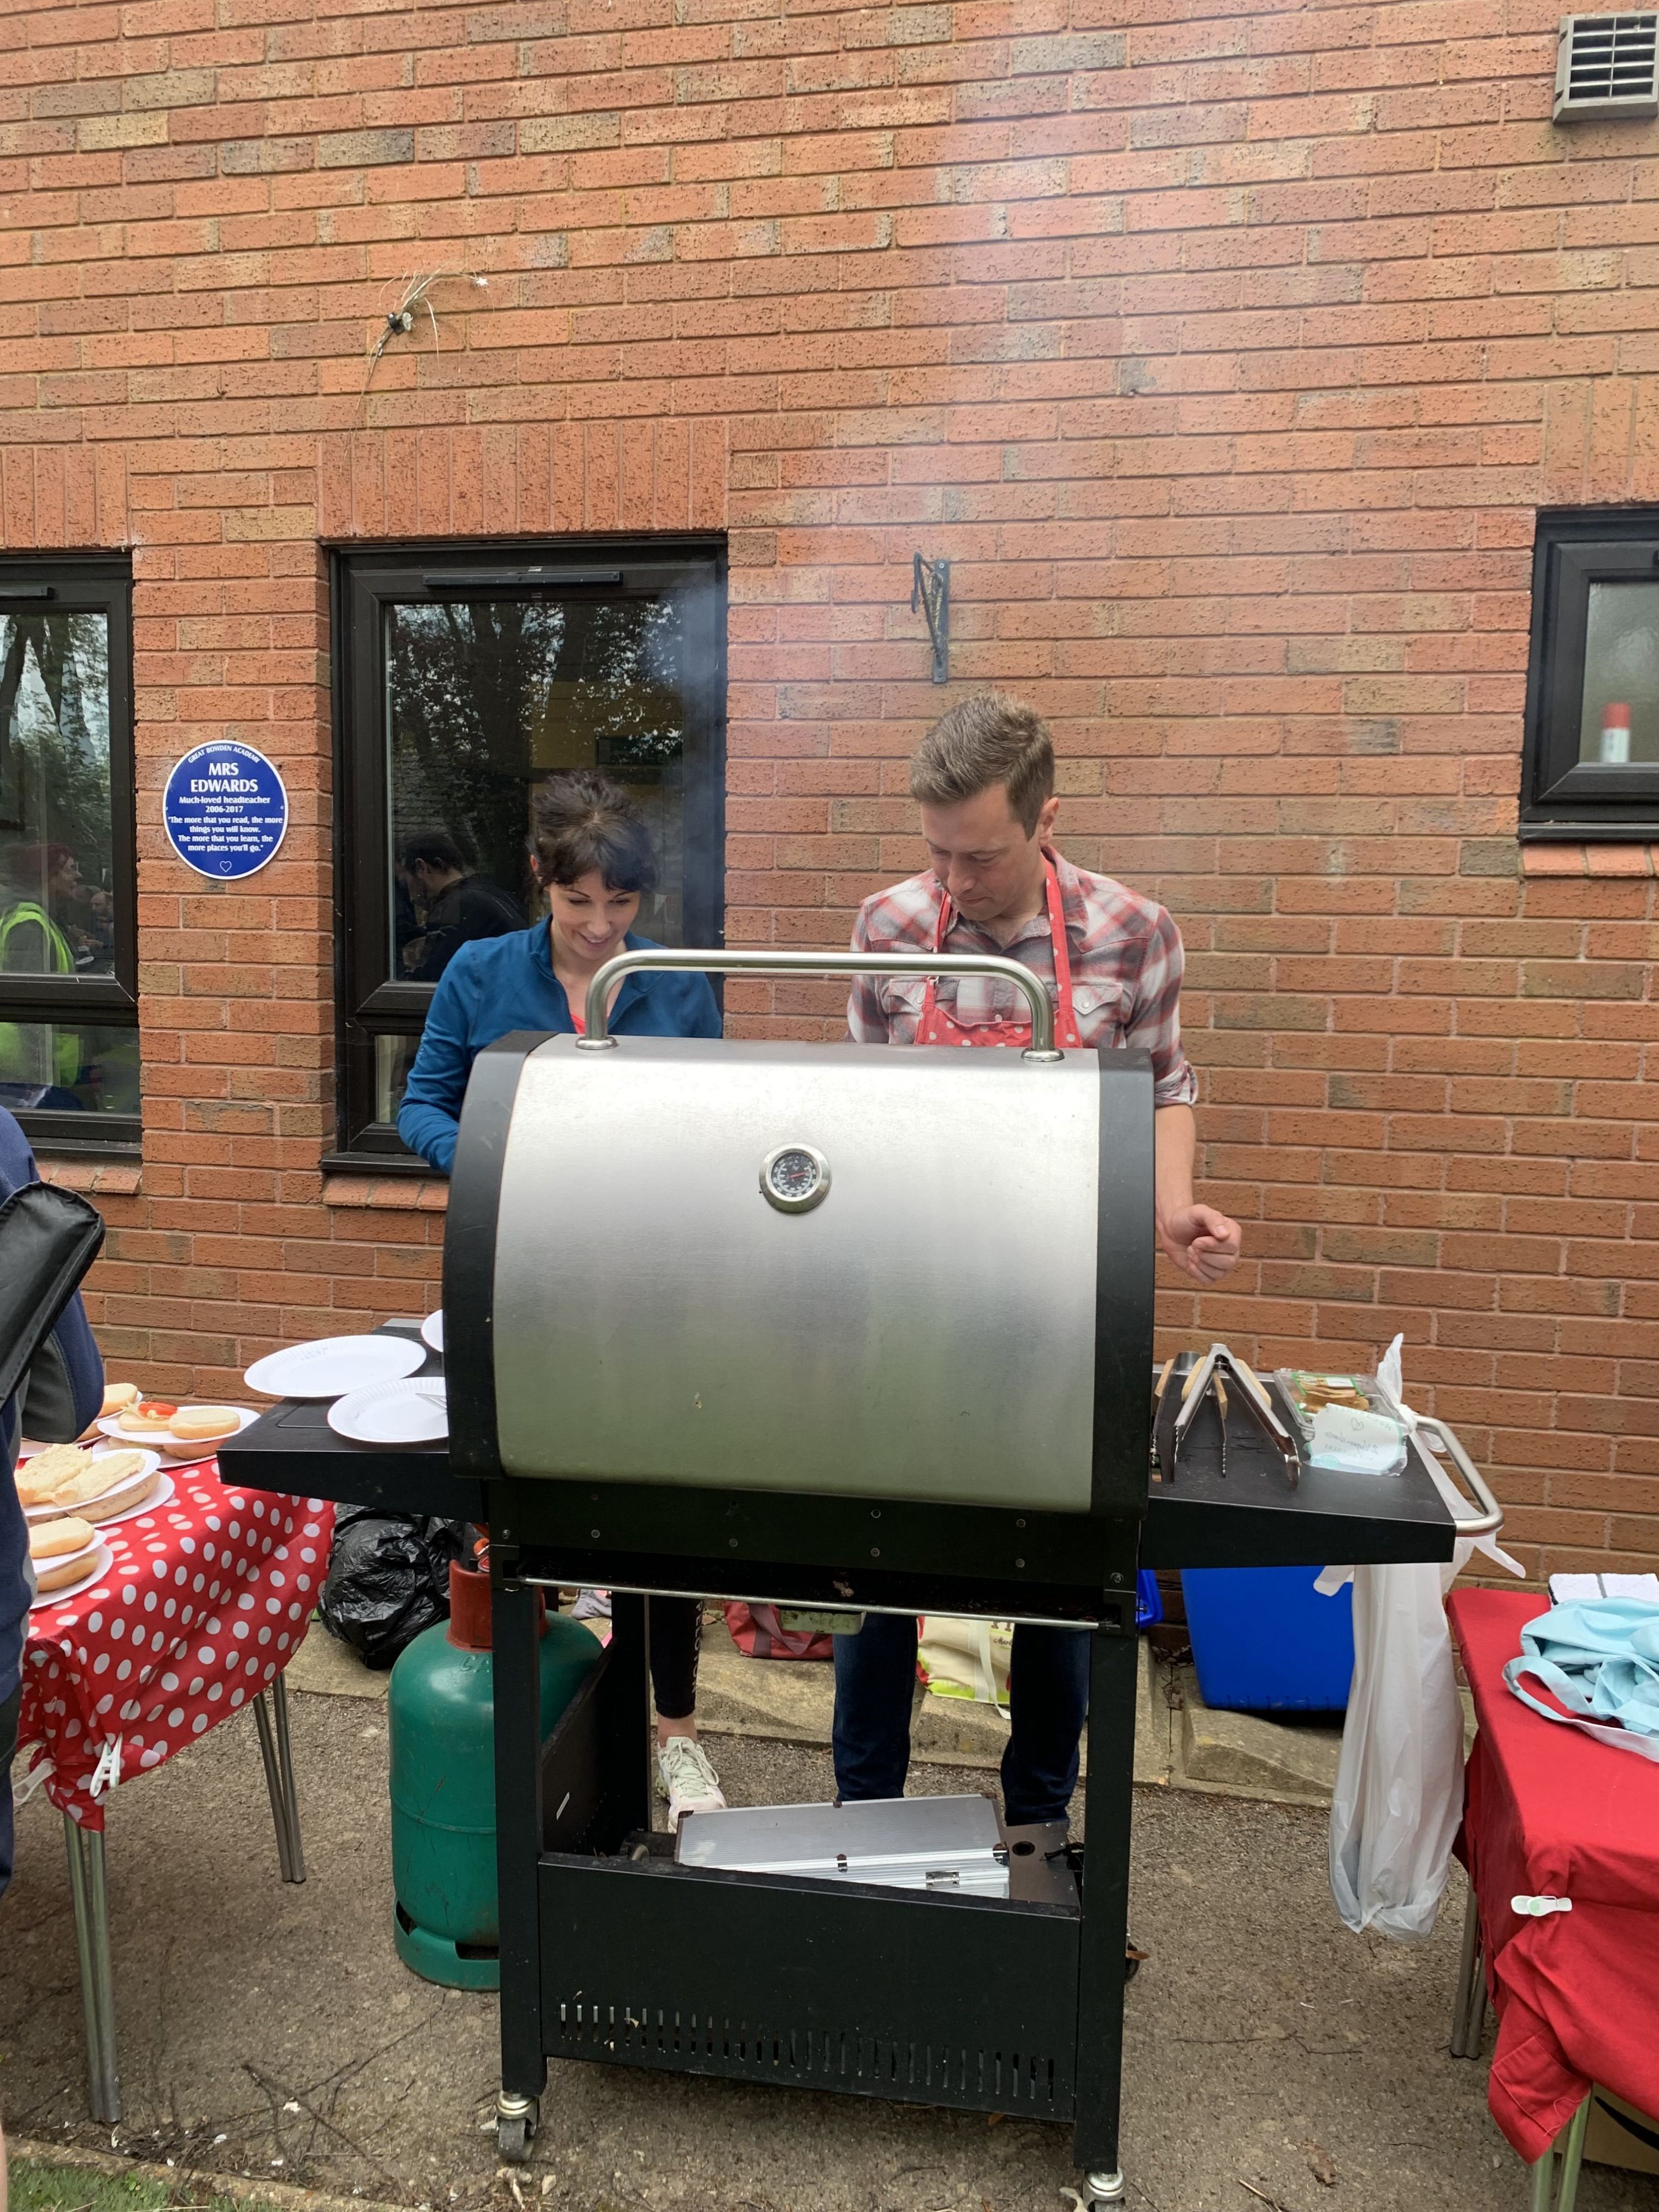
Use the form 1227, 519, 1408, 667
1554, 13, 1659, 119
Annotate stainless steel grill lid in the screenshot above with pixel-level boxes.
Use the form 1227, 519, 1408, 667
445, 951, 1155, 1524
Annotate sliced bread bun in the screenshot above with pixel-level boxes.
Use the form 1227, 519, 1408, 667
170, 1406, 241, 1442
102, 1382, 140, 1416
117, 1407, 175, 1435
48, 1449, 148, 1510
79, 1464, 160, 1522
30, 1515, 97, 1561
17, 1445, 96, 1508
34, 1542, 104, 1593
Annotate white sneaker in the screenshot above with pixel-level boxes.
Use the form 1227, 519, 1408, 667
656, 1735, 726, 1823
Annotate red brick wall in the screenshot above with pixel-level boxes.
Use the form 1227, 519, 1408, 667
3, 0, 1657, 1578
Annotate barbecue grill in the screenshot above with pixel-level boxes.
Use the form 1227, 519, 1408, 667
226, 947, 1503, 2208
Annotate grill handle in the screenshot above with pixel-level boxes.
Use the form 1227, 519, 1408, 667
1412, 1415, 1505, 1541
577, 946, 1064, 1060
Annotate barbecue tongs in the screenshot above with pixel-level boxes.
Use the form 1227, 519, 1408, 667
1170, 1342, 1300, 1488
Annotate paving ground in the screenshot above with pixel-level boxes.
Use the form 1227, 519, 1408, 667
3, 1651, 1656, 2212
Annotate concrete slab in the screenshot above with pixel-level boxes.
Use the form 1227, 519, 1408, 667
1173, 1663, 1344, 1806
285, 1620, 388, 1703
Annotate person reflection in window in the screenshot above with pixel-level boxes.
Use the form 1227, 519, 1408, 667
0, 844, 85, 1106
396, 832, 524, 982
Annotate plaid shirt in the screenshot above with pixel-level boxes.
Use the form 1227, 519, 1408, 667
848, 847, 1199, 1108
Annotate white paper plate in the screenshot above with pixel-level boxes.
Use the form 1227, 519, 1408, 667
24, 1451, 163, 1521
30, 1542, 113, 1612
420, 1310, 444, 1354
244, 1335, 425, 1400
328, 1376, 448, 1446
97, 1408, 258, 1455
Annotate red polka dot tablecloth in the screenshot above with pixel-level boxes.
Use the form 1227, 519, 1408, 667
17, 1465, 333, 1830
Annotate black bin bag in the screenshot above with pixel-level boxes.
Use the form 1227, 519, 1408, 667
317, 1509, 466, 1669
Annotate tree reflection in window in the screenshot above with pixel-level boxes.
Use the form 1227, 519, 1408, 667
385, 592, 688, 980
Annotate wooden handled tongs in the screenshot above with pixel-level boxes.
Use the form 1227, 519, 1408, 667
1170, 1342, 1300, 1488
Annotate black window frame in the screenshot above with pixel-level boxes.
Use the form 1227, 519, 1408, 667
328, 536, 727, 1168
1523, 507, 1659, 839
0, 555, 139, 1157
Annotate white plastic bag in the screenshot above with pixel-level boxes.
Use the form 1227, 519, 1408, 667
1322, 1335, 1524, 1939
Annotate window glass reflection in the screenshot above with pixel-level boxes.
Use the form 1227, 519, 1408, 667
1580, 582, 1659, 764
384, 594, 688, 985
0, 612, 117, 976
0, 1020, 138, 1115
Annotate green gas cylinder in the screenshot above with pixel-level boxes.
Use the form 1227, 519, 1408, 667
389, 1557, 601, 1990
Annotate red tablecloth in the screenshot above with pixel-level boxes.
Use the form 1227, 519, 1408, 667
1449, 1587, 1659, 2161
17, 1464, 333, 1831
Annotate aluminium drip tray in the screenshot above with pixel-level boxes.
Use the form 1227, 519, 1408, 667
675, 1793, 1011, 1898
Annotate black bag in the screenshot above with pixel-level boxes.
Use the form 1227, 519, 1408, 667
317, 1509, 466, 1669
0, 1181, 104, 1415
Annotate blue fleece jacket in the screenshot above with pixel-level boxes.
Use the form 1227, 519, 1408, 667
1, 1109, 106, 1703
397, 925, 721, 1175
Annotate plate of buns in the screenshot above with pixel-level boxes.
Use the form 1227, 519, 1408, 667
20, 1446, 169, 1525
96, 1403, 257, 1460
29, 1519, 113, 1608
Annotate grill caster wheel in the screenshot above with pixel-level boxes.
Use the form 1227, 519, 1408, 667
496, 2093, 538, 2164
1084, 2172, 1125, 2206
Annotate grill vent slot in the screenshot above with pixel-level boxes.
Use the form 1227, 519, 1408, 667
550, 2000, 1066, 2115
1554, 13, 1659, 119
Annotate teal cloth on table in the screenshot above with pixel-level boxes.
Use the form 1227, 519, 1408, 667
1504, 1598, 1659, 1753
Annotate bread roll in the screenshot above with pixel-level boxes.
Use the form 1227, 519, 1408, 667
79, 1465, 160, 1522
117, 1407, 175, 1435
49, 1449, 148, 1509
34, 1542, 103, 1594
30, 1515, 96, 1561
17, 1445, 95, 1507
101, 1382, 139, 1416
170, 1406, 241, 1442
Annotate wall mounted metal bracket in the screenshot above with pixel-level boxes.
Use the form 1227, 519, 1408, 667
911, 554, 950, 685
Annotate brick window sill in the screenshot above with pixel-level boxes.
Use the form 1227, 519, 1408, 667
36, 1157, 143, 1197
1521, 843, 1659, 878
323, 1174, 448, 1213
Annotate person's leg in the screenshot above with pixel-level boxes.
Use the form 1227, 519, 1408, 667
648, 1599, 724, 1819
1001, 1624, 1091, 1826
832, 1613, 919, 1803
646, 1595, 702, 1743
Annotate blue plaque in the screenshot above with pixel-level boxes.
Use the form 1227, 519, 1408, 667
163, 741, 289, 880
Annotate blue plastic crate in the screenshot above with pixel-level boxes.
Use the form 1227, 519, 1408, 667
1179, 1565, 1355, 1713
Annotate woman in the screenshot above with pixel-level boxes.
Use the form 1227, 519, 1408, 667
399, 770, 725, 1823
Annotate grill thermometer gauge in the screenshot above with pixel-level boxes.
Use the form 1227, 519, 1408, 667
761, 1143, 831, 1213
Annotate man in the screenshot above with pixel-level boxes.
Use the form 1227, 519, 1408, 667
835, 691, 1241, 1828
1, 1106, 105, 1902
397, 831, 525, 983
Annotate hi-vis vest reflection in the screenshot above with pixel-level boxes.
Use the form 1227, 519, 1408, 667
0, 899, 79, 1089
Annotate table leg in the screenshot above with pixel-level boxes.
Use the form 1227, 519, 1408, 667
63, 1814, 121, 2125
253, 1689, 298, 1884
1528, 2098, 1590, 2212
1554, 2095, 1590, 2212
270, 1673, 305, 1882
1071, 1613, 1138, 2193
1450, 1887, 1481, 2057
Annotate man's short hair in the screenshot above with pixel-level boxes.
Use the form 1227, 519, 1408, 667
908, 692, 1055, 836
398, 829, 468, 876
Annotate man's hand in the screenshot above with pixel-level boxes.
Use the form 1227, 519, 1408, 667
1159, 1203, 1241, 1284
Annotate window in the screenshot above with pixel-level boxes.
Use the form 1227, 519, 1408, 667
0, 558, 137, 1152
1523, 509, 1659, 837
332, 541, 726, 1163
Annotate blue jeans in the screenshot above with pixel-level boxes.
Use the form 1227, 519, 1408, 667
0, 1680, 18, 1906
832, 1614, 1090, 1827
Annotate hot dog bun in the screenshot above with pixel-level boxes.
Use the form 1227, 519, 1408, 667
169, 1406, 242, 1442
